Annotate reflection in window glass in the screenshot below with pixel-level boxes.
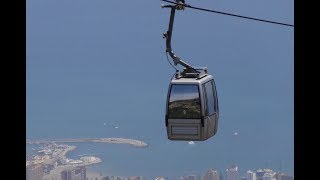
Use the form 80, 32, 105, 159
168, 84, 201, 119
212, 79, 219, 113
204, 81, 215, 115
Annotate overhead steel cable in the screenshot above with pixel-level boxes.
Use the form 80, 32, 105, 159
162, 0, 294, 27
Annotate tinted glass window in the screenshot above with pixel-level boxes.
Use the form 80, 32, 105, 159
168, 84, 201, 119
212, 79, 219, 113
204, 81, 215, 115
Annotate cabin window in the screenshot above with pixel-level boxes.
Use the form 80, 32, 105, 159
168, 84, 201, 119
212, 79, 219, 113
204, 81, 215, 116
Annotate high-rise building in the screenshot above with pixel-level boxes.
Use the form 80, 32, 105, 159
181, 175, 197, 180
43, 164, 54, 174
128, 176, 143, 180
154, 177, 166, 180
256, 169, 274, 180
26, 163, 43, 180
261, 173, 276, 180
226, 165, 238, 180
247, 170, 256, 180
103, 176, 114, 180
203, 169, 220, 180
240, 177, 247, 180
275, 173, 294, 180
61, 166, 86, 180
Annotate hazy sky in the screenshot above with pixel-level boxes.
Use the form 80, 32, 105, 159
27, 0, 293, 175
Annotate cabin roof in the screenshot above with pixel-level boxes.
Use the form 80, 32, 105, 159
171, 74, 214, 84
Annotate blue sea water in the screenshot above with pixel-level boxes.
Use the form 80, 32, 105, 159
26, 130, 294, 179
26, 85, 294, 178
26, 0, 294, 178
26, 94, 294, 178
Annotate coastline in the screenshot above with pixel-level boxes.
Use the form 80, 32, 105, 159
27, 137, 148, 178
27, 143, 102, 170
26, 137, 148, 148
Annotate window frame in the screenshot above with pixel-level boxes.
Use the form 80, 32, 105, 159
203, 80, 216, 116
211, 79, 219, 113
167, 84, 202, 119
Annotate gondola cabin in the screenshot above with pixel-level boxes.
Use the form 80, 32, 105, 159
165, 71, 219, 141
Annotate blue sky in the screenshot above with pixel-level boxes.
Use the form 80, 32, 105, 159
27, 0, 293, 175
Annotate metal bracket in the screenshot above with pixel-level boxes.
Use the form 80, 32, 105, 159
162, 0, 201, 77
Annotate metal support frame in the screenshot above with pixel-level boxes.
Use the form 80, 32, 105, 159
162, 0, 207, 79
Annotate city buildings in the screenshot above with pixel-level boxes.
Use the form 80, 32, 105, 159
128, 176, 143, 180
275, 173, 294, 180
261, 172, 276, 180
181, 175, 198, 180
154, 177, 166, 180
256, 169, 274, 180
247, 170, 256, 180
26, 163, 43, 180
203, 169, 220, 180
61, 166, 86, 180
103, 176, 115, 180
226, 165, 239, 180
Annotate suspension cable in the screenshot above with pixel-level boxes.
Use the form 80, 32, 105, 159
162, 0, 294, 27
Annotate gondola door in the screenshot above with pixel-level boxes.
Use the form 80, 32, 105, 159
202, 79, 219, 139
166, 83, 203, 140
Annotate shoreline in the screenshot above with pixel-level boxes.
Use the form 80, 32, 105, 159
27, 137, 148, 176
26, 137, 148, 148
27, 143, 102, 169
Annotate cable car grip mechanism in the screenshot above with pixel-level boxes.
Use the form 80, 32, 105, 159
162, 0, 207, 79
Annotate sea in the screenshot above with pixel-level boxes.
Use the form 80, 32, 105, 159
26, 127, 294, 179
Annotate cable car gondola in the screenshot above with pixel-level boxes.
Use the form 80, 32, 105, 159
162, 0, 219, 141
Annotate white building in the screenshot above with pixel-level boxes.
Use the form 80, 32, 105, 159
26, 163, 43, 180
181, 175, 197, 180
154, 177, 165, 180
226, 165, 239, 180
261, 172, 276, 180
256, 169, 273, 179
203, 169, 220, 180
276, 173, 294, 180
247, 170, 256, 180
